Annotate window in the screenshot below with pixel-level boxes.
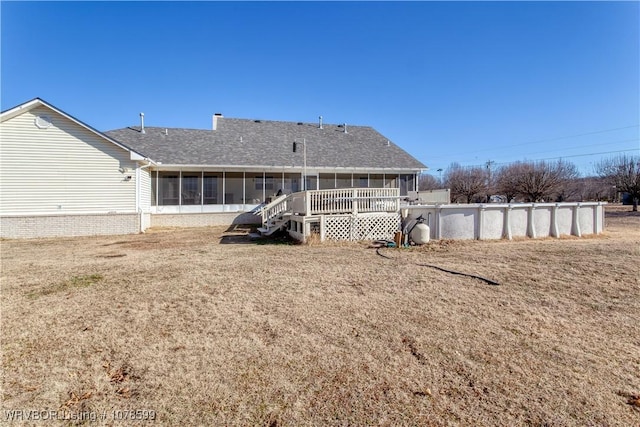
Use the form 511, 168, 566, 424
283, 174, 300, 193
255, 176, 275, 191
203, 174, 219, 204
159, 173, 179, 205
384, 175, 397, 189
336, 174, 352, 189
399, 174, 415, 196
225, 172, 243, 204
369, 174, 384, 188
319, 173, 335, 190
304, 175, 317, 191
181, 174, 201, 205
265, 176, 274, 191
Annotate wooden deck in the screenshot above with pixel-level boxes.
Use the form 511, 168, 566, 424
257, 188, 402, 242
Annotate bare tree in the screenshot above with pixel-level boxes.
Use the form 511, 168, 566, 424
418, 173, 440, 190
494, 163, 522, 202
596, 154, 640, 211
572, 176, 614, 202
494, 160, 579, 202
444, 163, 487, 203
554, 171, 582, 202
518, 160, 578, 202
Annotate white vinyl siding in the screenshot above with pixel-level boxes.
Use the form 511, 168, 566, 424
139, 167, 152, 211
0, 106, 137, 215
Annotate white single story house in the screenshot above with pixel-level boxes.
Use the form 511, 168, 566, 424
0, 98, 426, 238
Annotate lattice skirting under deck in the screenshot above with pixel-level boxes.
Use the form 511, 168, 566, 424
321, 213, 401, 241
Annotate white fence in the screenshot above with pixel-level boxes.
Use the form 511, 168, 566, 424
407, 189, 451, 204
403, 202, 605, 240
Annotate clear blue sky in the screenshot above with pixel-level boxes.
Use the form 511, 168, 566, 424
2, 1, 638, 176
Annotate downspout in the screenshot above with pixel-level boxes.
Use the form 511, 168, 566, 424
137, 160, 153, 233
135, 167, 140, 213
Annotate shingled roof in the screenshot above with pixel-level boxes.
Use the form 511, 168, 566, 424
105, 118, 426, 171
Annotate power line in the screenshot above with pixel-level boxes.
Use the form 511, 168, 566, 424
427, 124, 640, 160
478, 149, 639, 169
490, 138, 640, 160
428, 148, 639, 172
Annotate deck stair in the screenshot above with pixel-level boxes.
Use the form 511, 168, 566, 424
257, 214, 291, 236
256, 194, 292, 236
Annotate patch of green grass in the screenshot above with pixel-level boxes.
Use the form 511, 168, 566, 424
27, 274, 103, 299
67, 274, 103, 287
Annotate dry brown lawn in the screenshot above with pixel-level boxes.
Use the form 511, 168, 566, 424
1, 205, 639, 426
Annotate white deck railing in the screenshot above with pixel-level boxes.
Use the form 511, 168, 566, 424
294, 188, 401, 216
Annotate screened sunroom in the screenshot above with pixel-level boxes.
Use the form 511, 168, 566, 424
150, 169, 418, 213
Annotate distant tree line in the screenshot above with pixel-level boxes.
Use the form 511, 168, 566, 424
419, 154, 639, 211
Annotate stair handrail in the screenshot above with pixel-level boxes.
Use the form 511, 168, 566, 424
260, 194, 292, 225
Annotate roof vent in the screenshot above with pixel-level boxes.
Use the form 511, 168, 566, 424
34, 115, 52, 129
343, 123, 348, 134
319, 115, 323, 129
165, 128, 168, 136
139, 113, 145, 134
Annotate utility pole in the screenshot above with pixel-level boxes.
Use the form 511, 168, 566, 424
303, 138, 306, 191
293, 138, 307, 191
485, 160, 495, 183
485, 160, 495, 202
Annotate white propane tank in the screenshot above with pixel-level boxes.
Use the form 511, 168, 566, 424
410, 223, 430, 244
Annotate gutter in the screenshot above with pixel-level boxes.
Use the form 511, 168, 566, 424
150, 164, 426, 173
